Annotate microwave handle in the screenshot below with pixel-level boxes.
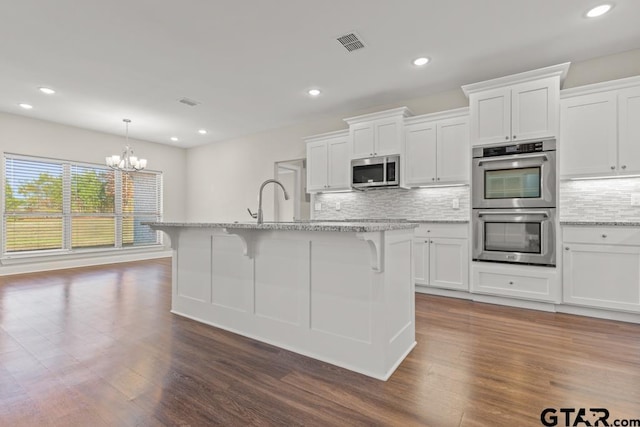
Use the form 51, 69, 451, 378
477, 152, 548, 164
477, 211, 549, 217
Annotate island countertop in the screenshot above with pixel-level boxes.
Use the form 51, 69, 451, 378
145, 221, 418, 233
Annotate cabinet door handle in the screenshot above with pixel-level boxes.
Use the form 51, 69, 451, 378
602, 234, 607, 238
437, 177, 440, 181
432, 177, 435, 181
505, 136, 509, 140
611, 166, 616, 170
513, 135, 517, 139
508, 281, 514, 285
565, 247, 570, 251
622, 165, 627, 169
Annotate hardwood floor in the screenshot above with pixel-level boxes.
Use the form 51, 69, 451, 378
1, 259, 640, 426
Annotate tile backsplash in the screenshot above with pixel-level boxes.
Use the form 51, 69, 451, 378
560, 177, 640, 222
312, 186, 470, 220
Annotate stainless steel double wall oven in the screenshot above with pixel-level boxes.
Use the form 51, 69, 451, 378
472, 139, 557, 266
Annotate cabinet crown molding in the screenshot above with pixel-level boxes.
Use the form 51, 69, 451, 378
304, 129, 349, 144
461, 62, 570, 97
343, 106, 413, 125
404, 107, 469, 125
560, 75, 640, 98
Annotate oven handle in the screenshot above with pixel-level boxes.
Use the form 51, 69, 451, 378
477, 211, 549, 217
477, 152, 548, 164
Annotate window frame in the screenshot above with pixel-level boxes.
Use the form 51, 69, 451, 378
2, 152, 163, 258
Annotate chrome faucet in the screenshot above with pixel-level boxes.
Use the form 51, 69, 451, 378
255, 179, 289, 224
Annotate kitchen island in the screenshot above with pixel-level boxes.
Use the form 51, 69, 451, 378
147, 221, 417, 380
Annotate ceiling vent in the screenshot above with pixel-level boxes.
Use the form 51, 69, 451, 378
179, 97, 200, 107
336, 32, 365, 52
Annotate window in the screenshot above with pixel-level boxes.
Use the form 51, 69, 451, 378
3, 154, 162, 255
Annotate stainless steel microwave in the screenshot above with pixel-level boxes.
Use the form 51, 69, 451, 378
351, 155, 400, 189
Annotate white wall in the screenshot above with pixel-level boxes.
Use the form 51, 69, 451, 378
186, 48, 640, 221
0, 112, 187, 222
0, 112, 187, 273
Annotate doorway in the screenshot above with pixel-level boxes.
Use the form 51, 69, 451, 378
274, 159, 310, 221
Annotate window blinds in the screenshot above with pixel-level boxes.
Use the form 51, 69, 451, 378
3, 154, 162, 255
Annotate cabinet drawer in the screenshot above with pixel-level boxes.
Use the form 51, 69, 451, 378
477, 271, 549, 294
471, 262, 559, 302
414, 223, 468, 238
563, 226, 640, 245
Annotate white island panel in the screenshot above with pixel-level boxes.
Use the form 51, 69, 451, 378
254, 238, 310, 326
310, 239, 373, 343
148, 221, 417, 380
211, 234, 252, 312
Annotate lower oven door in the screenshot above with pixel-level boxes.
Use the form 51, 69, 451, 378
473, 208, 556, 266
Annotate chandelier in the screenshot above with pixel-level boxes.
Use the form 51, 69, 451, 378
105, 119, 147, 172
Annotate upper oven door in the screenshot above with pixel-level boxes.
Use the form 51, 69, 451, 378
472, 151, 556, 208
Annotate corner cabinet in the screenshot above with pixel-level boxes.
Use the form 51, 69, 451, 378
563, 226, 640, 313
413, 223, 469, 291
305, 130, 350, 193
403, 108, 469, 187
559, 77, 640, 179
344, 107, 413, 159
462, 63, 569, 146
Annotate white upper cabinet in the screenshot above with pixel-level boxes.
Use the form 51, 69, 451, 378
437, 116, 470, 184
305, 130, 350, 193
344, 107, 413, 159
403, 109, 469, 187
404, 121, 437, 186
618, 85, 640, 175
470, 87, 511, 145
559, 76, 640, 179
463, 63, 569, 147
560, 92, 617, 177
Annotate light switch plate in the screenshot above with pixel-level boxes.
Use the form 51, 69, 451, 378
631, 193, 640, 207
314, 202, 322, 211
452, 198, 460, 210
335, 202, 341, 211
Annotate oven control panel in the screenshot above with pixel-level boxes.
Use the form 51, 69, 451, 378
483, 141, 544, 157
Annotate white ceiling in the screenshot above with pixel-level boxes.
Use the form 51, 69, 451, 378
1, 1, 639, 148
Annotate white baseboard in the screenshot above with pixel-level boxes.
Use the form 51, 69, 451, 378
0, 250, 172, 276
556, 304, 640, 324
472, 293, 557, 312
415, 285, 473, 300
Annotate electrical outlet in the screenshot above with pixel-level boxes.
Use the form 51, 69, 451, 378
452, 198, 460, 209
314, 202, 322, 211
631, 193, 640, 207
335, 202, 341, 211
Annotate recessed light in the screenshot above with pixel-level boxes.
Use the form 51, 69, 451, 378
19, 103, 33, 110
170, 137, 179, 142
38, 87, 55, 95
586, 4, 612, 17
198, 129, 207, 135
413, 57, 430, 66
308, 89, 321, 96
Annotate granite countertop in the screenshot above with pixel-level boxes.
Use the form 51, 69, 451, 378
145, 221, 419, 232
560, 221, 640, 227
405, 219, 469, 224
314, 218, 469, 224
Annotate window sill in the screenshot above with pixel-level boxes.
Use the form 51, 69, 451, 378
1, 244, 167, 266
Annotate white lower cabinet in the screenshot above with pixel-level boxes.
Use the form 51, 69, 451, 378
413, 224, 468, 291
563, 226, 640, 313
